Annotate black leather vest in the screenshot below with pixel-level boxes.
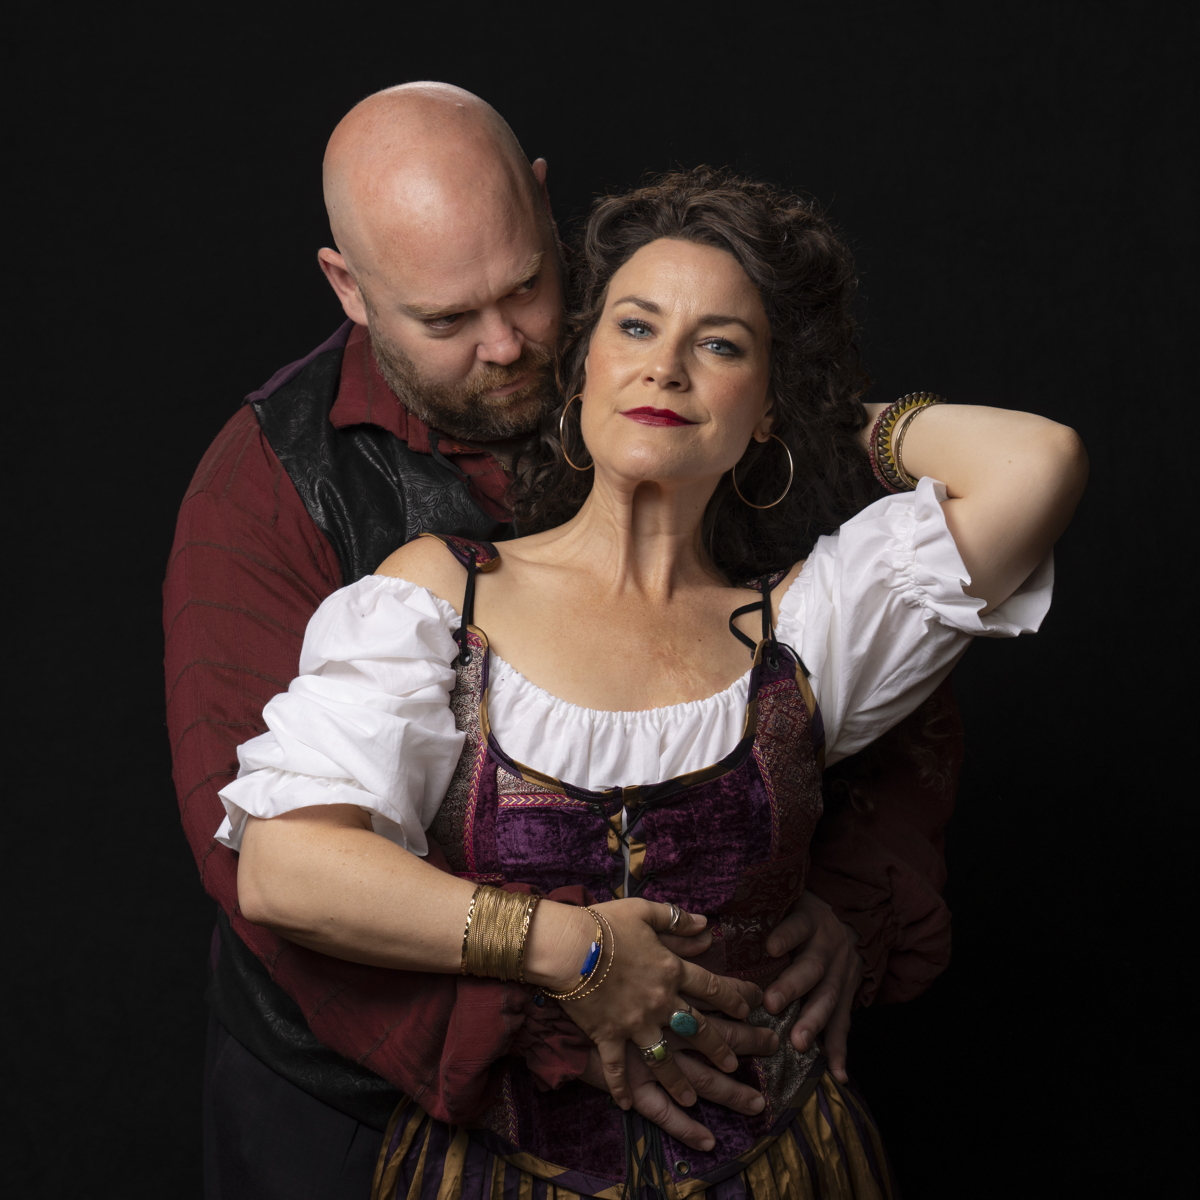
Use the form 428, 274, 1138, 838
251, 341, 511, 584
207, 337, 512, 1131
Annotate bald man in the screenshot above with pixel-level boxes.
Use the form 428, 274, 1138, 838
165, 84, 957, 1198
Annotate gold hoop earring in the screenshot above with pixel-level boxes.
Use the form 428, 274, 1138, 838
731, 434, 794, 509
558, 393, 592, 472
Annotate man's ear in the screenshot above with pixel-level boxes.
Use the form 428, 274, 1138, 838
317, 247, 369, 325
531, 158, 553, 217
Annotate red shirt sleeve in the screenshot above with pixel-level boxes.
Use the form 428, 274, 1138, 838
806, 677, 961, 1006
163, 406, 584, 1120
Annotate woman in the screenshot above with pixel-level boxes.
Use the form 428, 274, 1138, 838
219, 168, 1086, 1198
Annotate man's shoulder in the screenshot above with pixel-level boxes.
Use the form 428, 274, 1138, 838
183, 323, 355, 505
183, 403, 279, 504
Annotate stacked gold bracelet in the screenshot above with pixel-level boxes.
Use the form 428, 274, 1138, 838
869, 392, 946, 493
460, 885, 541, 983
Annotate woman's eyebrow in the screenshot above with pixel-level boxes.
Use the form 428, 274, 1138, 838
698, 314, 757, 336
612, 295, 756, 336
611, 295, 660, 312
614, 295, 753, 338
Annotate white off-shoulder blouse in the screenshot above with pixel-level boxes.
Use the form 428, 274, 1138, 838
217, 478, 1053, 857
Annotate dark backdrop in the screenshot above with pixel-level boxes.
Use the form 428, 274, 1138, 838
8, 2, 1194, 1196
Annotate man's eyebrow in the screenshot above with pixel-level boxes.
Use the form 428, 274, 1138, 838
612, 295, 757, 335
403, 251, 544, 321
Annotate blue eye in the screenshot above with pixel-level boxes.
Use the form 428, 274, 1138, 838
618, 318, 653, 337
701, 337, 740, 356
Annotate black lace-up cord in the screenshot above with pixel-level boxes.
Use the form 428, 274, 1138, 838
456, 548, 478, 665
728, 576, 780, 668
621, 1110, 670, 1200
429, 430, 472, 486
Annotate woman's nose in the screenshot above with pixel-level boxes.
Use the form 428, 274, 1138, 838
643, 346, 689, 390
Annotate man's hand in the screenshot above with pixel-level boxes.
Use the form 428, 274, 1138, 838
578, 1017, 777, 1152
763, 891, 863, 1083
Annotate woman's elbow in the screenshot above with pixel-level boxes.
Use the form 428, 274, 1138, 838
235, 850, 284, 929
1042, 421, 1089, 517
235, 817, 305, 931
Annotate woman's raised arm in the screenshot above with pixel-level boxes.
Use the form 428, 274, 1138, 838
861, 402, 1088, 612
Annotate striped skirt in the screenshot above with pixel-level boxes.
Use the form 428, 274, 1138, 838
371, 1072, 898, 1200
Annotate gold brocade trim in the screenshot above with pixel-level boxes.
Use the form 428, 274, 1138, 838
373, 1066, 902, 1200
415, 531, 503, 572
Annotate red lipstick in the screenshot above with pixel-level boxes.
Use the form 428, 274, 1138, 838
621, 407, 697, 427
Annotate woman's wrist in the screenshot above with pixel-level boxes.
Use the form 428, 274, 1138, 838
522, 901, 597, 992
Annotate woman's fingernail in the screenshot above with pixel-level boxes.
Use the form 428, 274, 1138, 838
749, 1096, 765, 1113
702, 1138, 715, 1152
682, 1091, 696, 1107
766, 990, 781, 1009
738, 1002, 750, 1018
620, 1098, 632, 1110
724, 1055, 738, 1071
795, 1031, 810, 1051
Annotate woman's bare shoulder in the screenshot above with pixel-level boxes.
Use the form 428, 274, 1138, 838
374, 536, 469, 613
769, 558, 808, 624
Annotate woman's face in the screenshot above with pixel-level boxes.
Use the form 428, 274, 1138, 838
579, 238, 773, 487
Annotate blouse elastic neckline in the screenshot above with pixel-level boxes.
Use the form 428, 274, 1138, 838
367, 572, 807, 719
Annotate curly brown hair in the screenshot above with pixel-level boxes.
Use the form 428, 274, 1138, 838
509, 166, 882, 581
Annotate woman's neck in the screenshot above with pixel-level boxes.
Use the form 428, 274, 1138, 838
531, 468, 727, 599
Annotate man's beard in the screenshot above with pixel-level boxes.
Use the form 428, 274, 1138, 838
368, 322, 557, 443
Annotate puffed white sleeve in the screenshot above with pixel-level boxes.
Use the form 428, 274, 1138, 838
777, 476, 1054, 764
215, 575, 465, 857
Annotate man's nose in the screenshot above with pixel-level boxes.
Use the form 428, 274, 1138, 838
476, 311, 523, 366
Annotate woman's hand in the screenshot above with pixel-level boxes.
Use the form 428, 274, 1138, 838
540, 900, 761, 1111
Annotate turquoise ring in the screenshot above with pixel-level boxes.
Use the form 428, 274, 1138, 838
669, 1007, 700, 1038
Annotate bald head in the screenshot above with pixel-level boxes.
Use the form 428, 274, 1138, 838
323, 82, 547, 284
316, 83, 564, 443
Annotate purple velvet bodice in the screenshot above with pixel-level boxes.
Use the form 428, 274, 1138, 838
429, 642, 825, 1189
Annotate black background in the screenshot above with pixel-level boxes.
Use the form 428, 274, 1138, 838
8, 2, 1194, 1196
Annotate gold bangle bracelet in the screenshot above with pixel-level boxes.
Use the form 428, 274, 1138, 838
462, 886, 543, 983
870, 393, 946, 493
893, 401, 938, 489
460, 886, 483, 976
540, 909, 615, 1002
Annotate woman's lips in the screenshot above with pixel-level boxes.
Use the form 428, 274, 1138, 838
621, 407, 697, 427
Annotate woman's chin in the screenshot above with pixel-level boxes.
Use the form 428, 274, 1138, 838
592, 455, 727, 496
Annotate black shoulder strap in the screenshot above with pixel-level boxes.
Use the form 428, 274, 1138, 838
729, 575, 777, 656
415, 533, 501, 664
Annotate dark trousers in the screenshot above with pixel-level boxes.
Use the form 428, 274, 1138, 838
203, 1015, 383, 1200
